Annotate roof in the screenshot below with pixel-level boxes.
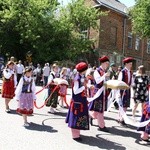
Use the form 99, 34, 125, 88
96, 0, 128, 15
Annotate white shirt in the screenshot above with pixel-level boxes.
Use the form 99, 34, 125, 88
94, 67, 107, 84
14, 76, 36, 100
43, 66, 50, 76
3, 68, 17, 87
16, 63, 24, 74
118, 67, 134, 86
48, 71, 56, 84
73, 79, 85, 95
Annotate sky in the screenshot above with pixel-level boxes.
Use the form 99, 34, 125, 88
58, 0, 135, 7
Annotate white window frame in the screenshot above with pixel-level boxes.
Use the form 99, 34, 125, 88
80, 30, 88, 39
128, 32, 132, 49
147, 39, 150, 54
135, 36, 140, 51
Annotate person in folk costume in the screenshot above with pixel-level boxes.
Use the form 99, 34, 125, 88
66, 62, 89, 141
58, 67, 68, 107
117, 57, 134, 126
108, 62, 119, 110
137, 87, 150, 142
15, 67, 36, 127
132, 65, 149, 119
46, 63, 59, 113
2, 61, 17, 113
9, 56, 17, 74
88, 56, 110, 132
85, 68, 95, 98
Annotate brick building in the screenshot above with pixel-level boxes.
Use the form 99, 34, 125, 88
86, 0, 150, 72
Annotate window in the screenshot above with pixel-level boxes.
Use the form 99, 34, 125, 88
128, 32, 132, 49
80, 27, 88, 40
81, 30, 88, 39
116, 55, 121, 64
135, 36, 140, 50
110, 27, 117, 46
147, 39, 150, 54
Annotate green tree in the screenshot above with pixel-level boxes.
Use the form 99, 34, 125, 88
131, 0, 150, 37
0, 0, 105, 64
59, 0, 105, 61
0, 0, 62, 62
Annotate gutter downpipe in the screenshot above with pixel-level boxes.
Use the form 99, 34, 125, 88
122, 16, 127, 58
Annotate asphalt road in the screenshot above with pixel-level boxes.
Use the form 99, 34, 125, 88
0, 86, 150, 150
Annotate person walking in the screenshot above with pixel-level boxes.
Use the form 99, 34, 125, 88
35, 64, 43, 86
66, 62, 89, 141
117, 57, 134, 126
2, 61, 17, 113
58, 67, 68, 107
15, 67, 36, 127
16, 60, 24, 83
89, 56, 110, 132
46, 64, 59, 113
42, 63, 50, 86
132, 65, 149, 118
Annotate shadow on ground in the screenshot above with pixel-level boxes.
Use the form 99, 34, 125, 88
80, 135, 126, 150
24, 122, 58, 133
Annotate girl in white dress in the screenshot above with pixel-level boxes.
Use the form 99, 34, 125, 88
15, 67, 36, 127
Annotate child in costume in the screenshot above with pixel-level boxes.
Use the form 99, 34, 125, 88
66, 62, 89, 141
46, 64, 59, 113
15, 67, 36, 127
137, 85, 150, 142
2, 61, 17, 113
58, 67, 68, 107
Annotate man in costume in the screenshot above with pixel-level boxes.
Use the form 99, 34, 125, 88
89, 56, 110, 132
117, 57, 134, 126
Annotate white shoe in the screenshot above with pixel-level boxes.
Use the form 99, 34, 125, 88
48, 107, 55, 114
132, 116, 136, 122
5, 109, 11, 113
23, 122, 30, 127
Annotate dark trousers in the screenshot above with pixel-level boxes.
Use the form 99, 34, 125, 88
43, 76, 48, 86
17, 74, 23, 83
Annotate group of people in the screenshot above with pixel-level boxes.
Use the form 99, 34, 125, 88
66, 56, 150, 142
1, 55, 150, 142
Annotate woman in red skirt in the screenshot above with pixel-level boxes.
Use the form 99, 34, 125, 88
2, 61, 17, 113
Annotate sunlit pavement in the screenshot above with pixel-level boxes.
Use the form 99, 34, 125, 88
0, 86, 149, 150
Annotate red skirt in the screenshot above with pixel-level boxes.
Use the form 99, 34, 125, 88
2, 80, 15, 99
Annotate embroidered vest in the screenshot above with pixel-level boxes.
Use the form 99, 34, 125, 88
95, 67, 105, 89
22, 77, 33, 93
122, 69, 132, 86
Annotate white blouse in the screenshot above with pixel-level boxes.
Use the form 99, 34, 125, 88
3, 68, 17, 87
14, 76, 36, 100
93, 67, 107, 84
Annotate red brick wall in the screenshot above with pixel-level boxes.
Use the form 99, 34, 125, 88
85, 0, 150, 71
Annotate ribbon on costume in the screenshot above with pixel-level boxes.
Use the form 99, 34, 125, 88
106, 87, 150, 128
87, 86, 105, 102
34, 84, 59, 109
104, 80, 150, 127
34, 78, 69, 109
148, 84, 150, 106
